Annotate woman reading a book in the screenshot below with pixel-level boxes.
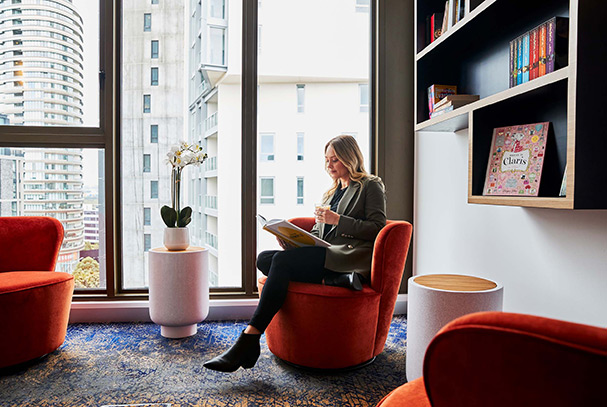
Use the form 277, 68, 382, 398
204, 135, 387, 372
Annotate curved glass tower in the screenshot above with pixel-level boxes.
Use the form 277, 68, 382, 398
0, 0, 84, 125
0, 0, 85, 272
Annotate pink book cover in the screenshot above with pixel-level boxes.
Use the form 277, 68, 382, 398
483, 122, 550, 196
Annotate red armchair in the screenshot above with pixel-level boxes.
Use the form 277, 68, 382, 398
258, 218, 412, 370
377, 311, 607, 407
0, 216, 74, 369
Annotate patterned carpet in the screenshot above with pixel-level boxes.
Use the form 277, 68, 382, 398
0, 317, 407, 407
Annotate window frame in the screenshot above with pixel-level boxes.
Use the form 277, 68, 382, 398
259, 177, 274, 205
0, 0, 118, 298
259, 132, 274, 162
0, 0, 377, 301
151, 67, 159, 86
151, 40, 159, 58
144, 13, 151, 32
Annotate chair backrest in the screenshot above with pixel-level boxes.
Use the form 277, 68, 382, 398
424, 311, 607, 407
0, 216, 64, 273
369, 220, 412, 354
289, 217, 413, 355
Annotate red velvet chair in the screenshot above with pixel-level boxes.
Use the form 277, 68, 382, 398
376, 311, 607, 407
258, 217, 413, 370
0, 216, 74, 369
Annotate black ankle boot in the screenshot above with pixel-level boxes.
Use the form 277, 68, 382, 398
324, 272, 363, 291
203, 330, 261, 372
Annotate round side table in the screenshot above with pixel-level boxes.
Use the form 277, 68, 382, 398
406, 274, 503, 381
149, 246, 209, 338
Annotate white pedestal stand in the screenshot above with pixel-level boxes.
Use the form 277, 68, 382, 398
149, 246, 209, 338
406, 274, 503, 381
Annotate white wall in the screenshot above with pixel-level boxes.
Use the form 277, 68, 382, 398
414, 129, 607, 327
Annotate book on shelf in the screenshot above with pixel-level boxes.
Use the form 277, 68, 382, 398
430, 105, 454, 118
522, 32, 530, 83
441, 1, 449, 36
455, 0, 465, 23
516, 35, 523, 85
559, 165, 567, 197
483, 122, 550, 197
257, 215, 331, 248
430, 12, 443, 43
447, 0, 457, 30
538, 22, 547, 76
427, 84, 457, 117
510, 38, 517, 87
547, 17, 569, 73
433, 94, 479, 110
530, 27, 539, 80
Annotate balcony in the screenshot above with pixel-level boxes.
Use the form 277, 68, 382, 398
204, 156, 217, 178
204, 112, 218, 138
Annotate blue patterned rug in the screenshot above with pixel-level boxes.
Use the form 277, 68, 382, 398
0, 317, 407, 407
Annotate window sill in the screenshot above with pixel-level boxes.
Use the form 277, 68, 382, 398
69, 294, 407, 323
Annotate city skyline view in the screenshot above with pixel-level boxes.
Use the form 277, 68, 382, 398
0, 0, 371, 292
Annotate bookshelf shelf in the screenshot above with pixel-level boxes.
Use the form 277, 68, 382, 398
415, 68, 569, 132
414, 0, 607, 209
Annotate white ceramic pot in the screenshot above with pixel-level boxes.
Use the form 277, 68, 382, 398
163, 227, 190, 251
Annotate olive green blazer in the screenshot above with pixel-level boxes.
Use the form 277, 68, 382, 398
310, 176, 386, 279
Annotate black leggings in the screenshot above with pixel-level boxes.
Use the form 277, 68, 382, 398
250, 247, 341, 332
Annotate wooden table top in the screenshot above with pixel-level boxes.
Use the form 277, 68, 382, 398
414, 274, 497, 292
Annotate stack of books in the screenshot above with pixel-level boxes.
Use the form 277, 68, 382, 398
430, 94, 479, 119
510, 17, 569, 87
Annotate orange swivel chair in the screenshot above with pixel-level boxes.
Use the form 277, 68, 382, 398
376, 311, 607, 407
0, 216, 74, 369
258, 218, 413, 370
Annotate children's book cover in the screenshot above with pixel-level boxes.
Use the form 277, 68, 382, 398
483, 122, 550, 196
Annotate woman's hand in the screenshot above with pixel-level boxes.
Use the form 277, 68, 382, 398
315, 207, 340, 226
276, 237, 296, 250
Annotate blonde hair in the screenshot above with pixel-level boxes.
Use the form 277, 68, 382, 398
323, 135, 372, 201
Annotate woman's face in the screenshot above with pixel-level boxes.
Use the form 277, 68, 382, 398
325, 145, 349, 182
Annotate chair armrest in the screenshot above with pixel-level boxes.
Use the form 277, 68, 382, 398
423, 311, 607, 407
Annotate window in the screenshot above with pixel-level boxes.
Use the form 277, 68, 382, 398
297, 132, 304, 161
359, 83, 369, 112
143, 95, 151, 113
151, 40, 159, 58
150, 180, 158, 198
144, 207, 151, 225
151, 67, 159, 86
210, 0, 225, 19
356, 0, 370, 12
150, 124, 158, 143
260, 178, 274, 204
296, 84, 305, 113
143, 154, 151, 172
297, 177, 304, 205
260, 133, 274, 161
144, 13, 151, 31
152, 0, 159, 4
209, 27, 225, 65
144, 234, 151, 252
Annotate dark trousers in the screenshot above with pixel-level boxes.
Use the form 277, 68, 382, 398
250, 247, 339, 332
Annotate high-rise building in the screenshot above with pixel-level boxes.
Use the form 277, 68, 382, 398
121, 0, 186, 288
188, 0, 370, 287
0, 0, 86, 273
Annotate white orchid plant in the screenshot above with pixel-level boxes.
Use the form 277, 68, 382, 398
161, 141, 208, 228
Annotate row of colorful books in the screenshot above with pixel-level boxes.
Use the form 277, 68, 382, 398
509, 17, 569, 88
427, 84, 479, 119
425, 0, 465, 46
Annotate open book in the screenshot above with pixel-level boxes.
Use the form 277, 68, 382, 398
257, 215, 331, 248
